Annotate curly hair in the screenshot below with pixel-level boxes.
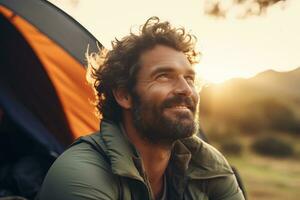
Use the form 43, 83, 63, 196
87, 16, 199, 123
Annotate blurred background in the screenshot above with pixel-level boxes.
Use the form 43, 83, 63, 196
46, 0, 300, 199
0, 0, 300, 200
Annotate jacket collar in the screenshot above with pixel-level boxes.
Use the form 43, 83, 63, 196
180, 136, 233, 179
99, 120, 144, 181
98, 121, 233, 181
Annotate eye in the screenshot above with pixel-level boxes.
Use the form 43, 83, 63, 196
156, 73, 171, 82
185, 75, 195, 85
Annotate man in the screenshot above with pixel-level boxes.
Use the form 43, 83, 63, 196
38, 17, 245, 200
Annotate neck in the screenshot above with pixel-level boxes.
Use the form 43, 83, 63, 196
122, 113, 172, 199
137, 140, 170, 199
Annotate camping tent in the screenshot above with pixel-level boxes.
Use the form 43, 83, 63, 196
0, 0, 100, 151
0, 0, 101, 198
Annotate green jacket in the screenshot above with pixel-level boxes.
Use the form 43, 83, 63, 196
38, 121, 245, 200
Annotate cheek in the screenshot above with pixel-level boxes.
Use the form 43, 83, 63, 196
142, 85, 171, 103
192, 88, 199, 103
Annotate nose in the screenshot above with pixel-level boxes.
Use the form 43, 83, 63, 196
173, 76, 193, 97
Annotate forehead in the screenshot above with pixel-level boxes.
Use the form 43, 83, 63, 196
138, 45, 194, 76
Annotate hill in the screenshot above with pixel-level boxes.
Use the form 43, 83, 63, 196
199, 67, 300, 134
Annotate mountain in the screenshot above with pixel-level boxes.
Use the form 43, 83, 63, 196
199, 67, 300, 134
200, 67, 300, 101
249, 68, 300, 96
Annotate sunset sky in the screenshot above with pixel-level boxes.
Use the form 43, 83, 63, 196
50, 0, 300, 83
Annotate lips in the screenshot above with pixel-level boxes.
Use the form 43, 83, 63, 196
173, 105, 189, 109
166, 106, 191, 115
161, 96, 196, 113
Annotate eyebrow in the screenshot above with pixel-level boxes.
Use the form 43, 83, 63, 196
150, 66, 196, 77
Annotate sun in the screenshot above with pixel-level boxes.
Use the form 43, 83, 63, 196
201, 72, 230, 84
195, 63, 251, 84
195, 64, 229, 84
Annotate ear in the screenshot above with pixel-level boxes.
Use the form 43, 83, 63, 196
113, 88, 132, 109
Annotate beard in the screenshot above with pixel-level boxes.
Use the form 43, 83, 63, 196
131, 92, 199, 145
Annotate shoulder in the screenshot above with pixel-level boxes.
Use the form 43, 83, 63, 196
181, 136, 245, 199
181, 135, 233, 174
38, 136, 119, 200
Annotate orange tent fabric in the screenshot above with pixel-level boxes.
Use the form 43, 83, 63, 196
0, 6, 98, 140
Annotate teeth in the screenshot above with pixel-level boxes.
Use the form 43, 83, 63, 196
173, 106, 188, 109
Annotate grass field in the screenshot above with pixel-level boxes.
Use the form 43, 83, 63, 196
213, 133, 300, 200
228, 153, 300, 200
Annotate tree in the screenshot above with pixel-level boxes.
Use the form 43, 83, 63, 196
204, 0, 287, 18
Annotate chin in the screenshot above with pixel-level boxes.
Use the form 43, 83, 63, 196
169, 120, 197, 138
164, 111, 194, 121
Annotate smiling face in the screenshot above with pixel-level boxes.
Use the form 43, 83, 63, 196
130, 45, 199, 145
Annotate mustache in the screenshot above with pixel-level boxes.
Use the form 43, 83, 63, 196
161, 96, 196, 112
